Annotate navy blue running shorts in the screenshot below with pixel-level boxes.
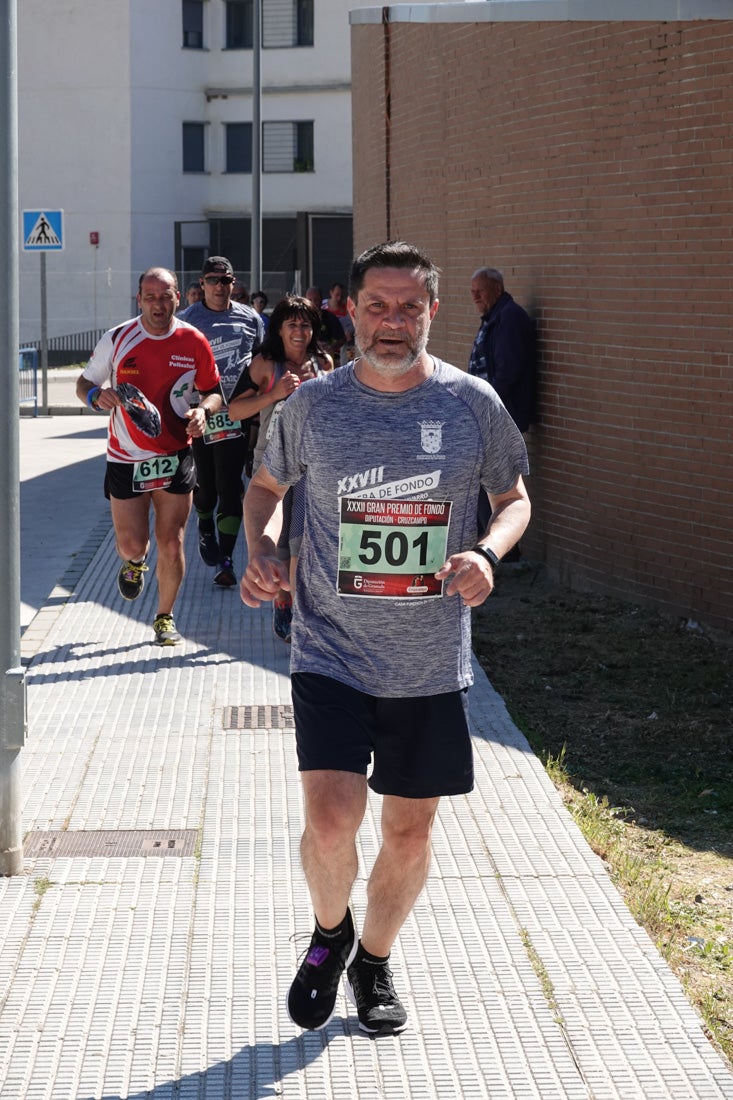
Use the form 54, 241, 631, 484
290, 672, 474, 799
104, 448, 196, 500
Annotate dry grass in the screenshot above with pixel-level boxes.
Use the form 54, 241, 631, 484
473, 563, 733, 1064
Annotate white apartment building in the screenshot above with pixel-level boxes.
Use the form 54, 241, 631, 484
17, 0, 466, 347
17, 0, 355, 344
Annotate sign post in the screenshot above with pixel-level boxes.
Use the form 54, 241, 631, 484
250, 0, 262, 293
1, 0, 24, 876
22, 209, 64, 415
90, 231, 99, 331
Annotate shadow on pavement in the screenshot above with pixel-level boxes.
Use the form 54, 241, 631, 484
86, 1023, 361, 1100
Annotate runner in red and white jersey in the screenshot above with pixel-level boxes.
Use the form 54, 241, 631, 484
77, 267, 222, 645
84, 312, 220, 462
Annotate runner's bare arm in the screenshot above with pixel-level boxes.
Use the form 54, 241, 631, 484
240, 465, 291, 607
185, 387, 223, 438
198, 386, 223, 415
435, 475, 531, 607
228, 358, 300, 422
76, 373, 122, 411
482, 475, 531, 558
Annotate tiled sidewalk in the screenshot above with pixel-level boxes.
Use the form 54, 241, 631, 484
1, 417, 732, 1099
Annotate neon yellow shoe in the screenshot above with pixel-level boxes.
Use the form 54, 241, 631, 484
153, 614, 181, 646
117, 558, 148, 601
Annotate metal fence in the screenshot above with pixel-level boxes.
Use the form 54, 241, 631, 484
18, 348, 38, 416
23, 328, 106, 368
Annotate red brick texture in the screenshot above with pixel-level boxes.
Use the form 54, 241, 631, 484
351, 17, 733, 630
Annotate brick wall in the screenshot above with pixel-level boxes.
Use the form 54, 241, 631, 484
351, 16, 733, 630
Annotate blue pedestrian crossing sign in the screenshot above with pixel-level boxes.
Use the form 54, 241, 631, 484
23, 209, 64, 251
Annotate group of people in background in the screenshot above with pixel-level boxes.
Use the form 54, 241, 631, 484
76, 252, 537, 648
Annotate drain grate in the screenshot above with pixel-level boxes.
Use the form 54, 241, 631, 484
23, 829, 198, 859
223, 704, 295, 730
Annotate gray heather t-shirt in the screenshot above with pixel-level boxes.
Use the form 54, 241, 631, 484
179, 301, 263, 402
263, 357, 529, 698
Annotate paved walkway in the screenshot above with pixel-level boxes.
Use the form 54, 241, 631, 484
2, 408, 732, 1099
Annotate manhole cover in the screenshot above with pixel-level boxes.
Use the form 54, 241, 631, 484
223, 704, 295, 729
23, 829, 198, 859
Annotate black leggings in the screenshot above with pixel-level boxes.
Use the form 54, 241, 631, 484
192, 434, 247, 520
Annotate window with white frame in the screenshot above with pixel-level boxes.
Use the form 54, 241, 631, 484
182, 0, 204, 48
183, 123, 206, 172
263, 0, 314, 48
216, 0, 310, 49
225, 0, 253, 49
225, 123, 253, 173
264, 121, 314, 173
224, 0, 314, 49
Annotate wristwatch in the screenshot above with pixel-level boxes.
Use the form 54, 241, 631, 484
471, 544, 501, 569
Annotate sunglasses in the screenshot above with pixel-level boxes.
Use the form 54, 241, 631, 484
204, 275, 234, 286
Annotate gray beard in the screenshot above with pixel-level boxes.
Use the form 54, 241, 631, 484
356, 325, 429, 377
359, 344, 421, 377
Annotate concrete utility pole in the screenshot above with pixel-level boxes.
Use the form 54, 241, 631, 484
250, 0, 262, 293
0, 0, 26, 876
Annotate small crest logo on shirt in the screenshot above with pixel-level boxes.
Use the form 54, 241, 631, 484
419, 420, 444, 454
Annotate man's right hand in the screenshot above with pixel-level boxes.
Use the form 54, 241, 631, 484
92, 387, 122, 411
240, 554, 291, 608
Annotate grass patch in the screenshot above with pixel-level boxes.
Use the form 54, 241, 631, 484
32, 876, 53, 916
519, 927, 564, 1025
474, 566, 733, 1064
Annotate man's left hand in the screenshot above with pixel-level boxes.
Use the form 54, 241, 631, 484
186, 406, 209, 438
435, 551, 495, 607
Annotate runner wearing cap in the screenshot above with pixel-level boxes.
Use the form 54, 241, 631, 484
180, 256, 264, 586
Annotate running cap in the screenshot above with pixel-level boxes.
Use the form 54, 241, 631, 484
202, 255, 235, 276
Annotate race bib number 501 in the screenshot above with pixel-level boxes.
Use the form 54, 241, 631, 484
337, 497, 451, 599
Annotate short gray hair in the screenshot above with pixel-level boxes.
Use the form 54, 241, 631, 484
472, 266, 504, 288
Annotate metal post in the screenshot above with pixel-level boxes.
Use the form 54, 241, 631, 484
0, 0, 25, 876
40, 250, 48, 413
92, 243, 97, 331
250, 0, 262, 293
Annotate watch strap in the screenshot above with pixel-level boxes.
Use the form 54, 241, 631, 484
471, 544, 500, 569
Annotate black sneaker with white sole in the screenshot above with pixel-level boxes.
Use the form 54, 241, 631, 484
287, 909, 357, 1030
346, 953, 408, 1035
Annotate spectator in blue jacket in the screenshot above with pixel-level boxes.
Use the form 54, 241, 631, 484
469, 267, 536, 556
468, 267, 536, 433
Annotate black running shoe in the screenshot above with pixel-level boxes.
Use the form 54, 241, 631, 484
346, 954, 408, 1035
287, 909, 357, 1030
153, 614, 181, 646
213, 557, 237, 587
117, 558, 148, 601
198, 529, 219, 567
